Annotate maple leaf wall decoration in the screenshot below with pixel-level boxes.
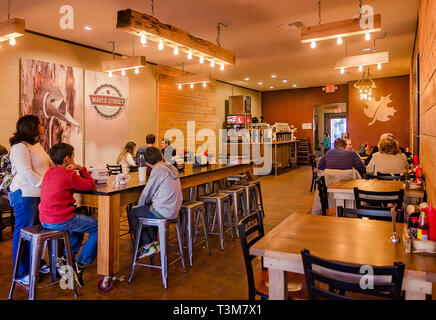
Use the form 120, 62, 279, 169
363, 94, 397, 126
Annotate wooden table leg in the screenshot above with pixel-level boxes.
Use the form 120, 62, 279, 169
97, 194, 121, 275
405, 290, 427, 300
268, 268, 288, 300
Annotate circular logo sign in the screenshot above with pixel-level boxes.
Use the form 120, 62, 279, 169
88, 84, 127, 120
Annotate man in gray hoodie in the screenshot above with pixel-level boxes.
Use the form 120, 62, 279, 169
127, 147, 183, 258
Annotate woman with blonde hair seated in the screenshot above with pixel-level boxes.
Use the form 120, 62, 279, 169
117, 141, 137, 170
366, 137, 408, 176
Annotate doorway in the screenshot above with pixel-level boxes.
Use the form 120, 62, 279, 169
325, 112, 347, 143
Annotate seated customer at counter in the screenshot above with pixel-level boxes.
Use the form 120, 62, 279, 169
366, 136, 408, 176
136, 134, 156, 167
318, 138, 366, 175
117, 141, 137, 170
161, 138, 176, 163
127, 147, 183, 257
364, 133, 406, 165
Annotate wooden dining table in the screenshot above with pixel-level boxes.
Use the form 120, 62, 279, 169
250, 214, 436, 300
74, 161, 254, 278
328, 179, 425, 210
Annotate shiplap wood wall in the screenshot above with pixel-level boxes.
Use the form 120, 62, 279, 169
157, 65, 217, 156
418, 0, 436, 203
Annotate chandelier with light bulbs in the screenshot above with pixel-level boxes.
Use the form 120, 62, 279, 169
354, 68, 376, 101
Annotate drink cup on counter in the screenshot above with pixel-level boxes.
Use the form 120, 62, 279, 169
117, 173, 131, 185
138, 167, 146, 181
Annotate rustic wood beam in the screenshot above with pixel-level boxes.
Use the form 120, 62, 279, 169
117, 9, 235, 66
102, 56, 146, 72
333, 51, 389, 69
174, 74, 212, 85
301, 14, 381, 43
0, 18, 25, 43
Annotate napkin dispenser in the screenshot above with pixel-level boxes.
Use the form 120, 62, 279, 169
89, 168, 109, 184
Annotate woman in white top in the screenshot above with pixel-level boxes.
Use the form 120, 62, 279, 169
366, 137, 408, 176
116, 141, 137, 171
9, 115, 52, 279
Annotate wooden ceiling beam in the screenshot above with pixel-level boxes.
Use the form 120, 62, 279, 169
0, 18, 25, 43
174, 74, 212, 85
117, 9, 235, 66
333, 51, 389, 69
102, 56, 146, 72
301, 14, 381, 43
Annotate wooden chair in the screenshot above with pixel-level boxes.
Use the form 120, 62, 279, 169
354, 187, 404, 215
238, 210, 306, 300
301, 249, 405, 300
106, 164, 122, 176
316, 176, 336, 216
337, 206, 403, 222
375, 173, 405, 181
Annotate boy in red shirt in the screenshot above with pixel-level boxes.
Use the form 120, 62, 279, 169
39, 143, 96, 287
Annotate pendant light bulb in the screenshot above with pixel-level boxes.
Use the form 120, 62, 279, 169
220, 63, 224, 71
368, 97, 372, 101
135, 67, 139, 74
377, 63, 382, 70
109, 71, 113, 78
359, 65, 363, 72
340, 67, 345, 74
203, 82, 206, 87
158, 39, 164, 50
140, 34, 147, 45
187, 50, 193, 60
190, 83, 194, 89
360, 94, 363, 100
360, 89, 362, 93
210, 60, 215, 68
174, 45, 179, 55
9, 36, 16, 46
368, 91, 372, 96
365, 32, 371, 41
121, 69, 126, 76
310, 40, 316, 49
199, 55, 204, 64
178, 84, 182, 90
337, 37, 342, 45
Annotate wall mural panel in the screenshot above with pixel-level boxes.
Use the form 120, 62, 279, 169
84, 70, 129, 168
364, 94, 398, 126
20, 58, 83, 162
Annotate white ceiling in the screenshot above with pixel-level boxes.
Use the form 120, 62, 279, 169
6, 0, 419, 91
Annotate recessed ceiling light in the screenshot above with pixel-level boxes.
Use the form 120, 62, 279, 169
282, 80, 288, 83
244, 77, 250, 81
258, 82, 263, 85
362, 48, 371, 52
292, 84, 297, 87
84, 25, 93, 31
270, 86, 274, 89
271, 75, 277, 78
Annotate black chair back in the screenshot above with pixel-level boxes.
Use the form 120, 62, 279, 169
301, 249, 405, 300
316, 176, 328, 216
106, 164, 122, 176
337, 206, 402, 222
376, 173, 405, 181
237, 210, 265, 300
353, 187, 404, 212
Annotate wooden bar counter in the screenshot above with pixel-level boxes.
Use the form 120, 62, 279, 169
74, 162, 254, 277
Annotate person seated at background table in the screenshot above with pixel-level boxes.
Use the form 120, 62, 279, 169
366, 136, 408, 176
135, 134, 156, 167
161, 138, 176, 163
345, 139, 353, 151
318, 138, 366, 175
117, 141, 137, 170
127, 147, 183, 258
320, 132, 331, 154
364, 133, 406, 165
38, 143, 97, 288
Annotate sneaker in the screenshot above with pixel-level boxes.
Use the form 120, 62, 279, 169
153, 242, 160, 254
16, 274, 30, 286
39, 263, 51, 274
73, 261, 85, 288
137, 243, 156, 259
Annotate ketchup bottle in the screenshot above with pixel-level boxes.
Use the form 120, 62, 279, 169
415, 165, 423, 184
428, 202, 436, 241
417, 208, 429, 241
413, 155, 419, 166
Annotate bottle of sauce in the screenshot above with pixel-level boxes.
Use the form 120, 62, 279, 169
417, 208, 429, 240
428, 202, 436, 241
415, 165, 423, 184
413, 155, 419, 166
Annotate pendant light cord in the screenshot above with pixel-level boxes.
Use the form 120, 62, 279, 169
216, 23, 227, 47
359, 0, 363, 19
108, 41, 115, 60
151, 0, 155, 16
8, 0, 11, 19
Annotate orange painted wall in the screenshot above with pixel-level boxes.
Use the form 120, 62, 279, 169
261, 85, 348, 149
348, 75, 410, 149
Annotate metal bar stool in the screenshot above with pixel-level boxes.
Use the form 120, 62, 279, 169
9, 225, 77, 300
199, 193, 234, 251
227, 174, 248, 186
218, 186, 247, 238
180, 200, 211, 267
235, 182, 259, 215
245, 179, 265, 217
128, 216, 187, 289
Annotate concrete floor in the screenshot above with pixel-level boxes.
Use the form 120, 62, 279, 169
0, 166, 314, 300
